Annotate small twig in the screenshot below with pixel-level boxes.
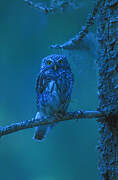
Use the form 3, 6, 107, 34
50, 0, 103, 50
24, 0, 80, 14
0, 110, 104, 138
24, 0, 57, 13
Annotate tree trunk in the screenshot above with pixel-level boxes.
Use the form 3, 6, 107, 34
97, 0, 118, 179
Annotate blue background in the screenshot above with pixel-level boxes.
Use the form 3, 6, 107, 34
0, 1, 99, 180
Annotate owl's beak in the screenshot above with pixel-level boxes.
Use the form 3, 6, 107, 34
54, 64, 57, 71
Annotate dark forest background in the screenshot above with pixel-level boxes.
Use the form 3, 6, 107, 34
0, 1, 99, 180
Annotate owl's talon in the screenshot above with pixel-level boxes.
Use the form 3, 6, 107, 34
56, 112, 64, 120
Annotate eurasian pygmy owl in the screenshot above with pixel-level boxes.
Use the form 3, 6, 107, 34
33, 54, 74, 141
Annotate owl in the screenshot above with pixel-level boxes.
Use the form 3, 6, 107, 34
33, 54, 74, 142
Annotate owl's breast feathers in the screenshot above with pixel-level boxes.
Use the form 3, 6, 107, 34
36, 68, 74, 114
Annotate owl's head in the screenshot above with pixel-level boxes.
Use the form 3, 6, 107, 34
40, 54, 71, 72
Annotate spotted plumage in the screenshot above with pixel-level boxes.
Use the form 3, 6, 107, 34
33, 54, 74, 141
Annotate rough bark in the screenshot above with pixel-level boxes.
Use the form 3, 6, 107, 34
96, 0, 118, 179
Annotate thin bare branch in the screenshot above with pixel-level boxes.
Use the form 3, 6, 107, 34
24, 0, 56, 13
24, 0, 80, 14
0, 110, 104, 138
50, 0, 102, 50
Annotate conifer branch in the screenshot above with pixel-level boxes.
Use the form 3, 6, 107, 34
24, 0, 80, 14
0, 110, 104, 138
50, 0, 102, 50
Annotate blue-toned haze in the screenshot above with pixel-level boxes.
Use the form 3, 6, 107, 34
0, 0, 98, 180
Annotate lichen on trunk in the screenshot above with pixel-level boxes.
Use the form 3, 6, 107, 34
96, 0, 118, 179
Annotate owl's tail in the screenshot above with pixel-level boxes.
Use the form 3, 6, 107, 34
33, 125, 51, 142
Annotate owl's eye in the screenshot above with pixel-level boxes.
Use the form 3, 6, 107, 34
58, 59, 63, 64
47, 60, 52, 65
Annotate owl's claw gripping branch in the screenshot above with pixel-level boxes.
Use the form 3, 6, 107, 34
0, 110, 104, 138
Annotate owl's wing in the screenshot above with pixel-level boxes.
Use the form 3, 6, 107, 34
36, 72, 46, 105
36, 73, 44, 94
